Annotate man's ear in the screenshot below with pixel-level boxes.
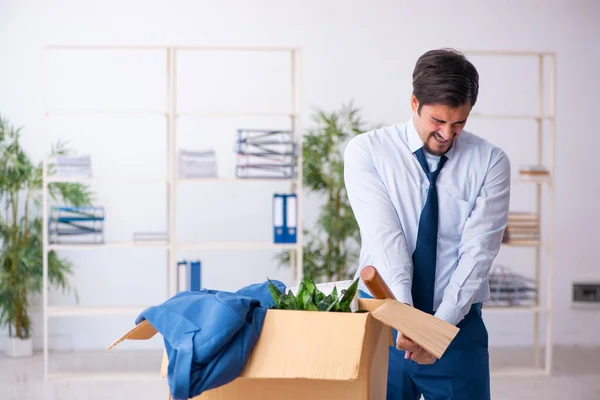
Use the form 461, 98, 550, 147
410, 94, 419, 114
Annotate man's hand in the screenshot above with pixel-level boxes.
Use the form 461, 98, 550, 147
396, 332, 436, 365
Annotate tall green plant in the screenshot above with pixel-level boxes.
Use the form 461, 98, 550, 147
0, 116, 94, 339
278, 102, 368, 282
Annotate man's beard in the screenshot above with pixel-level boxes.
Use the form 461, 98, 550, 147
423, 131, 454, 156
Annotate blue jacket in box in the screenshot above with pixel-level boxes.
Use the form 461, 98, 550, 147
134, 280, 286, 400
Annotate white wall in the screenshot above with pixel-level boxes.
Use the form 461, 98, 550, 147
1, 0, 599, 352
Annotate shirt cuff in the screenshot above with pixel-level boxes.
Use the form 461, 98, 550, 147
434, 300, 464, 326
390, 284, 413, 307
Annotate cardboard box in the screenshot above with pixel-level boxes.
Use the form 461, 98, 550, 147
108, 298, 459, 400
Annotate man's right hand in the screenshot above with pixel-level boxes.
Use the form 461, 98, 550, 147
396, 331, 422, 356
396, 332, 436, 365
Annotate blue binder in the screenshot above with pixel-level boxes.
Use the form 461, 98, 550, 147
190, 261, 201, 291
272, 193, 297, 244
177, 260, 202, 292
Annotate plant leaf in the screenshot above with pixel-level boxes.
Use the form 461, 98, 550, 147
268, 278, 285, 307
284, 290, 297, 310
338, 278, 359, 312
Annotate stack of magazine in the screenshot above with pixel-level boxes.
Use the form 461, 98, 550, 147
486, 264, 537, 307
49, 155, 92, 178
178, 149, 218, 179
234, 129, 296, 179
48, 206, 105, 244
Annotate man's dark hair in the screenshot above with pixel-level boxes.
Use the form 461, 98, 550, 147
412, 48, 479, 114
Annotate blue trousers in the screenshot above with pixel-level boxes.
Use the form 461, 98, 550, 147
360, 291, 490, 400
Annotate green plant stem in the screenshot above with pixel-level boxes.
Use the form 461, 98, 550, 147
334, 187, 342, 281
10, 190, 23, 338
325, 185, 335, 281
22, 190, 30, 242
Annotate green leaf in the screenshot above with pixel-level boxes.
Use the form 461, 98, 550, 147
338, 278, 359, 312
304, 279, 316, 296
331, 286, 338, 303
314, 289, 326, 304
295, 281, 307, 309
317, 293, 338, 312
300, 286, 313, 309
284, 290, 297, 310
268, 279, 285, 307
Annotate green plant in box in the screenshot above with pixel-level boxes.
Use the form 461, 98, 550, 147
268, 277, 359, 312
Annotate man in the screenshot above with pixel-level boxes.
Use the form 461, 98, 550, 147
344, 48, 510, 399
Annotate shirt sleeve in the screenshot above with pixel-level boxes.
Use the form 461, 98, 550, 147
343, 135, 414, 305
434, 147, 511, 326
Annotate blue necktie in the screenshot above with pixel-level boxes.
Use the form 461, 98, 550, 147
412, 148, 447, 314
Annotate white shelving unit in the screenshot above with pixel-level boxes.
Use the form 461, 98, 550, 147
41, 45, 303, 380
462, 50, 556, 376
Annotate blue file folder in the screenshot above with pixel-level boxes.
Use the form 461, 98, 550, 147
272, 193, 297, 244
177, 260, 202, 292
190, 261, 201, 291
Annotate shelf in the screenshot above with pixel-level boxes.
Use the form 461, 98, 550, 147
177, 111, 297, 118
490, 366, 550, 377
46, 176, 169, 184
463, 50, 555, 57
482, 306, 548, 314
48, 241, 168, 250
515, 176, 551, 185
469, 113, 553, 120
47, 372, 161, 381
47, 306, 146, 317
501, 240, 541, 247
175, 241, 300, 250
177, 177, 297, 183
45, 109, 167, 117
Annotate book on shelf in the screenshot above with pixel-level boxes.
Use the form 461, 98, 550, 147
503, 211, 541, 244
518, 164, 549, 176
133, 232, 167, 242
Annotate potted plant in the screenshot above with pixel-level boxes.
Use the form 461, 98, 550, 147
0, 115, 93, 357
278, 102, 374, 282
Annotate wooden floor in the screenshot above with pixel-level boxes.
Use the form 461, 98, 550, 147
1, 346, 599, 399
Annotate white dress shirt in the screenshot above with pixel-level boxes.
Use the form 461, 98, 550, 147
344, 117, 511, 326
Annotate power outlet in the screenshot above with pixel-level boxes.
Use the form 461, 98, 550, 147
572, 282, 600, 307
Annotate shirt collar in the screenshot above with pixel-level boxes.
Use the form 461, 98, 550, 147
406, 115, 456, 160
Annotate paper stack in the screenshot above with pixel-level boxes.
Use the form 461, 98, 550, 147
48, 206, 104, 244
234, 129, 297, 179
50, 155, 92, 178
486, 264, 537, 307
178, 149, 218, 179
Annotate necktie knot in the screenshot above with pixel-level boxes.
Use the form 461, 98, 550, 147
415, 148, 447, 184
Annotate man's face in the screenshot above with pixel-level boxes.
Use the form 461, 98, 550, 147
410, 94, 471, 156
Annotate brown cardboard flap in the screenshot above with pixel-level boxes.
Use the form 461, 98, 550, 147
239, 309, 369, 380
366, 299, 459, 359
106, 320, 158, 351
160, 349, 169, 378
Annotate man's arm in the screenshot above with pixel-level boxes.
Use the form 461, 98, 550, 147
434, 148, 511, 326
343, 136, 414, 305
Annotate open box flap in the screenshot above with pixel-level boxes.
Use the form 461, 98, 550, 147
357, 299, 459, 359
106, 319, 159, 351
